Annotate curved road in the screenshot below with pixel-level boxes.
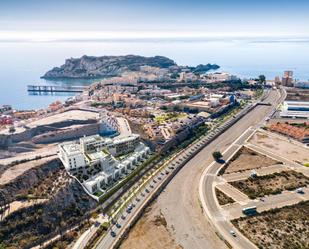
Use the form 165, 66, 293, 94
155, 89, 281, 249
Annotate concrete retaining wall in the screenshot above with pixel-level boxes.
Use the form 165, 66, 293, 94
32, 123, 100, 144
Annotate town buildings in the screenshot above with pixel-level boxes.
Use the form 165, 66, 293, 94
204, 72, 238, 83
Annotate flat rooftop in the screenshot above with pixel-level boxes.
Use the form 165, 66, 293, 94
87, 150, 108, 161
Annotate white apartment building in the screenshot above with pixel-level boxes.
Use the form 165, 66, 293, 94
108, 134, 139, 156
99, 111, 120, 135
58, 142, 86, 170
58, 133, 150, 195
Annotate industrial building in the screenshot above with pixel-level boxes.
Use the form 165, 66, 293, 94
280, 101, 309, 119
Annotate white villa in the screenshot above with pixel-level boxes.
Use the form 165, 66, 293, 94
58, 133, 150, 195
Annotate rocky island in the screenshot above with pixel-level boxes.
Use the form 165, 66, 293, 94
42, 55, 219, 79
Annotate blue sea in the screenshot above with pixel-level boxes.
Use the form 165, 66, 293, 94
0, 39, 309, 110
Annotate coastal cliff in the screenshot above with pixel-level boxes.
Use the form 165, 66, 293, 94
42, 55, 219, 79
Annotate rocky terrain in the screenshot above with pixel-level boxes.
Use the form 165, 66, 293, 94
0, 159, 96, 249
42, 54, 219, 79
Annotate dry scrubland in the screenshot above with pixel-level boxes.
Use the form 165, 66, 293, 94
230, 170, 309, 199
219, 146, 280, 175
215, 188, 235, 205
0, 159, 96, 249
120, 201, 183, 249
232, 201, 309, 249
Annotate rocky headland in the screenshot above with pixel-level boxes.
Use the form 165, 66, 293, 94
42, 54, 219, 79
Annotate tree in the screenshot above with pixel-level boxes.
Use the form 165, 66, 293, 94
212, 151, 223, 161
258, 75, 266, 84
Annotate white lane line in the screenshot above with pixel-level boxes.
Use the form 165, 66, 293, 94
198, 126, 258, 249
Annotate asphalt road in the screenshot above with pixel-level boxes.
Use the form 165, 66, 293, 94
94, 89, 282, 249
199, 89, 283, 249
156, 89, 282, 249
222, 186, 309, 219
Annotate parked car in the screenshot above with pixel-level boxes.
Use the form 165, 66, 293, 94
230, 230, 236, 237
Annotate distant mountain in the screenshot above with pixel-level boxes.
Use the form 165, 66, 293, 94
42, 54, 219, 79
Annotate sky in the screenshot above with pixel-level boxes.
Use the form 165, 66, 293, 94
1, 0, 309, 41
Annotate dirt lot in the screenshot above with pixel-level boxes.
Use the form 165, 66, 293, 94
215, 188, 235, 205
250, 130, 309, 165
232, 201, 309, 249
230, 170, 309, 199
120, 200, 182, 249
219, 146, 280, 175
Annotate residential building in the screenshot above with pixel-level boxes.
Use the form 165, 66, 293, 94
206, 72, 238, 82
58, 142, 87, 170
58, 133, 150, 195
282, 70, 294, 87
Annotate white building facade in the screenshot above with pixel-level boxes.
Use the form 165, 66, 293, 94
58, 133, 150, 195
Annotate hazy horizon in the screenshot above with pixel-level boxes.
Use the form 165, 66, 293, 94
1, 0, 309, 41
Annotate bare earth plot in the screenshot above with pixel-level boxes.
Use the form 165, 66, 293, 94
0, 144, 58, 166
229, 170, 309, 199
215, 188, 235, 205
0, 155, 58, 185
250, 130, 309, 165
232, 201, 309, 249
219, 146, 280, 175
120, 200, 183, 249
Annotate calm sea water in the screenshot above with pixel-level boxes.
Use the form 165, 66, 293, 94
0, 40, 309, 110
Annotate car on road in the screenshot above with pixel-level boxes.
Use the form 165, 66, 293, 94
126, 204, 133, 213
158, 177, 162, 180
128, 203, 135, 210
110, 231, 116, 237
230, 230, 236, 237
296, 188, 305, 194
121, 215, 126, 220
145, 189, 150, 193
116, 223, 121, 228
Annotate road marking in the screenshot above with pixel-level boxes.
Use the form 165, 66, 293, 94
198, 125, 258, 249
